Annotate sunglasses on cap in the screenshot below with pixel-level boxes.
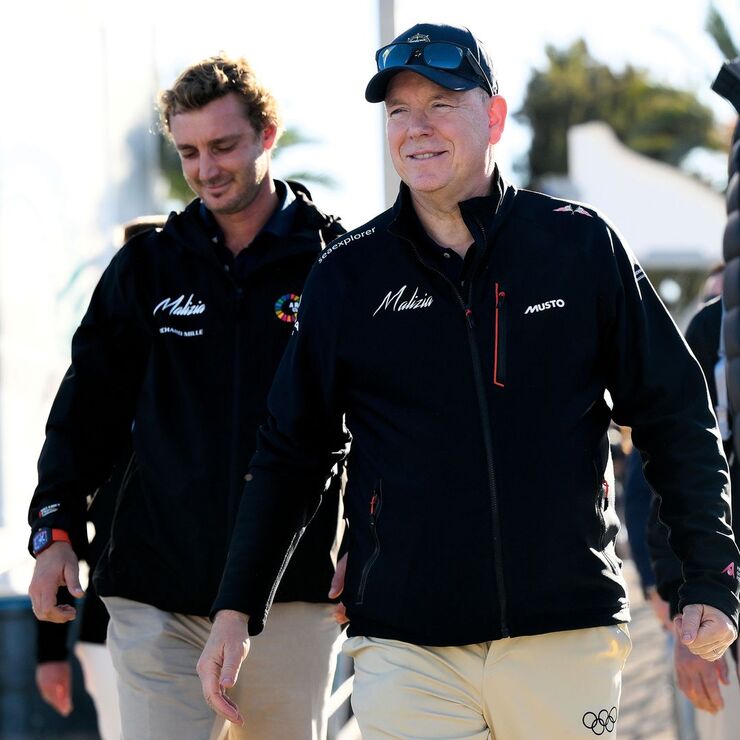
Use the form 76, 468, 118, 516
375, 41, 496, 96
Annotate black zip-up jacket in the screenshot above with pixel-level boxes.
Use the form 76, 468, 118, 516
213, 175, 740, 646
29, 182, 345, 616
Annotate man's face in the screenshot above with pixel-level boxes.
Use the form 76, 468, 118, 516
169, 93, 276, 215
384, 71, 506, 201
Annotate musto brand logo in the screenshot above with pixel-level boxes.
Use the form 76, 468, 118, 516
524, 299, 565, 315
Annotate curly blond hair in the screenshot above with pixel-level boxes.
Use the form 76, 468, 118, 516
158, 54, 283, 142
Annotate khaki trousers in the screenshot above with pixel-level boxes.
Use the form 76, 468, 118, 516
103, 597, 344, 740
344, 624, 631, 739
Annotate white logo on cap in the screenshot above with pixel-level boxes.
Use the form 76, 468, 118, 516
407, 33, 431, 43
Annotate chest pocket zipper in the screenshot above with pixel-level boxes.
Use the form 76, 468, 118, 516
493, 283, 507, 387
356, 483, 383, 605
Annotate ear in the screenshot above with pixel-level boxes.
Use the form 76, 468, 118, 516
487, 95, 507, 146
262, 124, 278, 151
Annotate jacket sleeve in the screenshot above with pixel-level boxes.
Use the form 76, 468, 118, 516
647, 494, 683, 616
211, 257, 350, 633
28, 244, 151, 554
601, 224, 740, 627
36, 589, 73, 663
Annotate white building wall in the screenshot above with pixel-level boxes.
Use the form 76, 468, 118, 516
0, 5, 159, 591
566, 122, 725, 269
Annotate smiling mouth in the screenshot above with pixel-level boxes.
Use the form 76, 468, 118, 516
408, 151, 444, 160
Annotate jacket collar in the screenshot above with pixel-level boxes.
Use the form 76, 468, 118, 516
389, 166, 516, 250
162, 181, 333, 269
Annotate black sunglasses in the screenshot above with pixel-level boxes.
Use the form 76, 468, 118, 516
375, 41, 496, 96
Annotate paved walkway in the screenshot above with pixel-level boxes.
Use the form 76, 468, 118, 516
620, 559, 679, 739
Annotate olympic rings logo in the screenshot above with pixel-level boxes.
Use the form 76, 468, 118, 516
582, 707, 617, 735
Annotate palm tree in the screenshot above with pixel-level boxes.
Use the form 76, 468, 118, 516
705, 4, 738, 59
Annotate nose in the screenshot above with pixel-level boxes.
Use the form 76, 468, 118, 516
408, 110, 433, 138
198, 151, 220, 182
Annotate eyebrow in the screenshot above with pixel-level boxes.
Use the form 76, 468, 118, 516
176, 133, 242, 151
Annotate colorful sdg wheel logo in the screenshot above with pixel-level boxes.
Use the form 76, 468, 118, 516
274, 293, 301, 323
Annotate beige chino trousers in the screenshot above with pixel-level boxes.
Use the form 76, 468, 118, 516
344, 624, 631, 739
103, 597, 344, 740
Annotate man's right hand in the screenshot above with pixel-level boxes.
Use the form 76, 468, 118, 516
197, 610, 250, 726
28, 543, 83, 623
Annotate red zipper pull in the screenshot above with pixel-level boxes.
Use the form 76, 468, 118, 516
370, 493, 378, 516
465, 307, 475, 327
497, 290, 506, 308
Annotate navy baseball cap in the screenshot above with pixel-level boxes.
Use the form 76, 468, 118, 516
365, 23, 497, 103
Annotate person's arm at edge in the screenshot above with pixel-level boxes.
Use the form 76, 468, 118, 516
28, 242, 151, 622
601, 222, 739, 658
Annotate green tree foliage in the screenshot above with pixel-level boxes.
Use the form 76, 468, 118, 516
706, 4, 738, 59
517, 40, 720, 183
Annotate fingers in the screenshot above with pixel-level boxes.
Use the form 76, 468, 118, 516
698, 669, 725, 713
47, 680, 73, 716
197, 651, 243, 726
29, 545, 82, 622
208, 689, 244, 725
197, 612, 250, 727
676, 661, 724, 713
716, 655, 730, 685
692, 641, 731, 661
219, 641, 246, 690
36, 663, 73, 716
198, 651, 244, 726
676, 605, 701, 644
63, 560, 84, 598
333, 601, 349, 625
678, 604, 737, 660
683, 675, 723, 713
33, 603, 78, 624
328, 553, 348, 599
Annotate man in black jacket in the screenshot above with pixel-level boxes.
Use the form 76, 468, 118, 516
28, 55, 345, 740
199, 24, 740, 739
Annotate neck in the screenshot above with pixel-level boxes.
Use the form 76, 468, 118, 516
409, 172, 495, 258
214, 176, 278, 255
411, 193, 474, 258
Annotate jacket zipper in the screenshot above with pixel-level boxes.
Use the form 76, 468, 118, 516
493, 283, 507, 387
356, 482, 383, 605
404, 226, 510, 637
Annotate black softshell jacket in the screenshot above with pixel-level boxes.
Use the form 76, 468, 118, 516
30, 184, 345, 616
213, 175, 740, 646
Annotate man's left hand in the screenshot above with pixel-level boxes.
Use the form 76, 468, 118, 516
197, 610, 250, 726
675, 604, 738, 661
